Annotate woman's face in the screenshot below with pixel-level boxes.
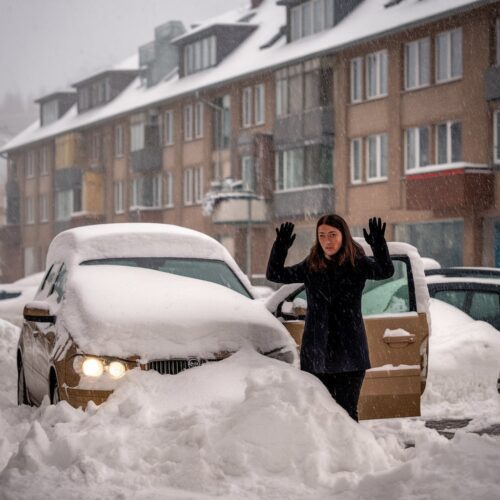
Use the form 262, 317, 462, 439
318, 224, 343, 258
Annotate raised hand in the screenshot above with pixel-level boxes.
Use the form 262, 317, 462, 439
363, 217, 386, 248
275, 222, 296, 251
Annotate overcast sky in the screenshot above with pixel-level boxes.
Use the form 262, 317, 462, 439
0, 0, 243, 101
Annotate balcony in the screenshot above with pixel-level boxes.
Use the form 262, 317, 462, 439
274, 106, 334, 148
485, 65, 500, 101
406, 163, 494, 211
131, 146, 163, 173
273, 185, 334, 219
211, 196, 268, 224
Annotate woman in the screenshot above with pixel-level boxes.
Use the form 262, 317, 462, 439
266, 215, 394, 421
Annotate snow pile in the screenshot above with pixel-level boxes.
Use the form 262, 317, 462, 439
422, 299, 500, 418
0, 348, 395, 498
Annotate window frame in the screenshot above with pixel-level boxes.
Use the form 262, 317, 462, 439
405, 37, 430, 90
366, 50, 388, 100
350, 57, 363, 103
164, 172, 174, 208
435, 28, 463, 84
193, 167, 204, 204
254, 83, 265, 125
242, 86, 253, 128
494, 110, 500, 165
404, 126, 430, 172
184, 105, 193, 141
194, 102, 204, 139
39, 194, 49, 222
164, 110, 174, 146
114, 180, 124, 214
183, 168, 194, 206
366, 133, 388, 182
25, 196, 35, 225
350, 138, 362, 184
436, 120, 461, 165
114, 124, 124, 157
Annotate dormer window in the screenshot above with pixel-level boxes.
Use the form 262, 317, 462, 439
290, 0, 334, 41
41, 101, 59, 126
184, 35, 217, 75
35, 92, 77, 127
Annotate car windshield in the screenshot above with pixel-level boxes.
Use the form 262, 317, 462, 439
80, 257, 252, 298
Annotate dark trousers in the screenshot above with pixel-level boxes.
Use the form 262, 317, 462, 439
312, 370, 366, 422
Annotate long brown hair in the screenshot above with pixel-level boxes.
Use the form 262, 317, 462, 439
308, 214, 365, 271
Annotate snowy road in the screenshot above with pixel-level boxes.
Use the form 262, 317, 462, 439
0, 301, 499, 499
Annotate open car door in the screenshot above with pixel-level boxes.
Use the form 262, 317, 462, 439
269, 245, 430, 420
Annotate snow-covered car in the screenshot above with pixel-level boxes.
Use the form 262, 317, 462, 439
17, 224, 297, 408
425, 268, 500, 330
0, 272, 44, 327
265, 239, 431, 420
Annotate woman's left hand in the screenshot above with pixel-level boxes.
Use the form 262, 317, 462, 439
363, 217, 386, 247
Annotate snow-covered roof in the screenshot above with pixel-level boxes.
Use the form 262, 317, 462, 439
46, 223, 252, 292
0, 0, 487, 154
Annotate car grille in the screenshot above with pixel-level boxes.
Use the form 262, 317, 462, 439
144, 358, 211, 375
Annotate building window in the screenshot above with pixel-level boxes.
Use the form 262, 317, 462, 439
55, 190, 73, 221
366, 50, 388, 99
242, 156, 256, 192
436, 121, 461, 164
114, 181, 124, 213
404, 126, 429, 171
164, 110, 174, 145
40, 147, 49, 175
26, 151, 36, 178
366, 133, 388, 181
350, 57, 363, 103
183, 168, 194, 205
24, 247, 37, 276
496, 18, 500, 66
276, 69, 289, 117
494, 111, 500, 164
184, 35, 216, 75
304, 59, 321, 110
436, 28, 462, 83
242, 87, 253, 128
41, 100, 58, 126
194, 102, 204, 138
213, 95, 231, 150
90, 133, 100, 163
350, 138, 362, 184
164, 172, 174, 207
405, 38, 430, 90
115, 125, 124, 157
130, 120, 145, 152
25, 197, 35, 224
184, 105, 193, 141
130, 175, 162, 208
275, 145, 332, 190
194, 167, 204, 204
254, 83, 265, 125
39, 194, 49, 222
290, 0, 335, 41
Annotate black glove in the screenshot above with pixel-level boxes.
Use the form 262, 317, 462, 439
275, 222, 296, 251
363, 217, 386, 248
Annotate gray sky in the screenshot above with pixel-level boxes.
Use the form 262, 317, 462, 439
0, 0, 243, 101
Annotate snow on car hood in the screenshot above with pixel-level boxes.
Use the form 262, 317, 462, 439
60, 265, 294, 360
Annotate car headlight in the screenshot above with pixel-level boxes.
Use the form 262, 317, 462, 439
82, 357, 104, 377
74, 356, 130, 379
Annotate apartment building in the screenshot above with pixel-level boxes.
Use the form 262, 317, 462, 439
1, 0, 499, 281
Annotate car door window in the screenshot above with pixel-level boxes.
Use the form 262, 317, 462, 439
433, 290, 468, 311
469, 291, 500, 323
362, 259, 412, 316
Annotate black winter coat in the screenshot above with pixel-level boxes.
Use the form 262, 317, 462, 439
266, 240, 394, 374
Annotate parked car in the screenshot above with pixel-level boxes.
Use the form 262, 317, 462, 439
425, 267, 500, 330
264, 239, 431, 421
0, 272, 44, 327
17, 223, 298, 409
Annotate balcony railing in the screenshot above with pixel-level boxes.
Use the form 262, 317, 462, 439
273, 184, 334, 218
405, 163, 493, 210
131, 146, 163, 173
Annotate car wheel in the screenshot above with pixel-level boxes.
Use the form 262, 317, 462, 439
50, 374, 60, 405
17, 360, 31, 406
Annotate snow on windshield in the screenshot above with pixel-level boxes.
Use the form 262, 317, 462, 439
60, 265, 289, 360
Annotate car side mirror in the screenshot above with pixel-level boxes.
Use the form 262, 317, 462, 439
23, 301, 56, 323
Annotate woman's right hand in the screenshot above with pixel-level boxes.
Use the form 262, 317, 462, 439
275, 222, 296, 250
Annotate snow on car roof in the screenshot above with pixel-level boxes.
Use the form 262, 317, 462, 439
46, 223, 252, 291
426, 275, 500, 286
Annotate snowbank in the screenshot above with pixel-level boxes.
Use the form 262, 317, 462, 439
422, 299, 500, 419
